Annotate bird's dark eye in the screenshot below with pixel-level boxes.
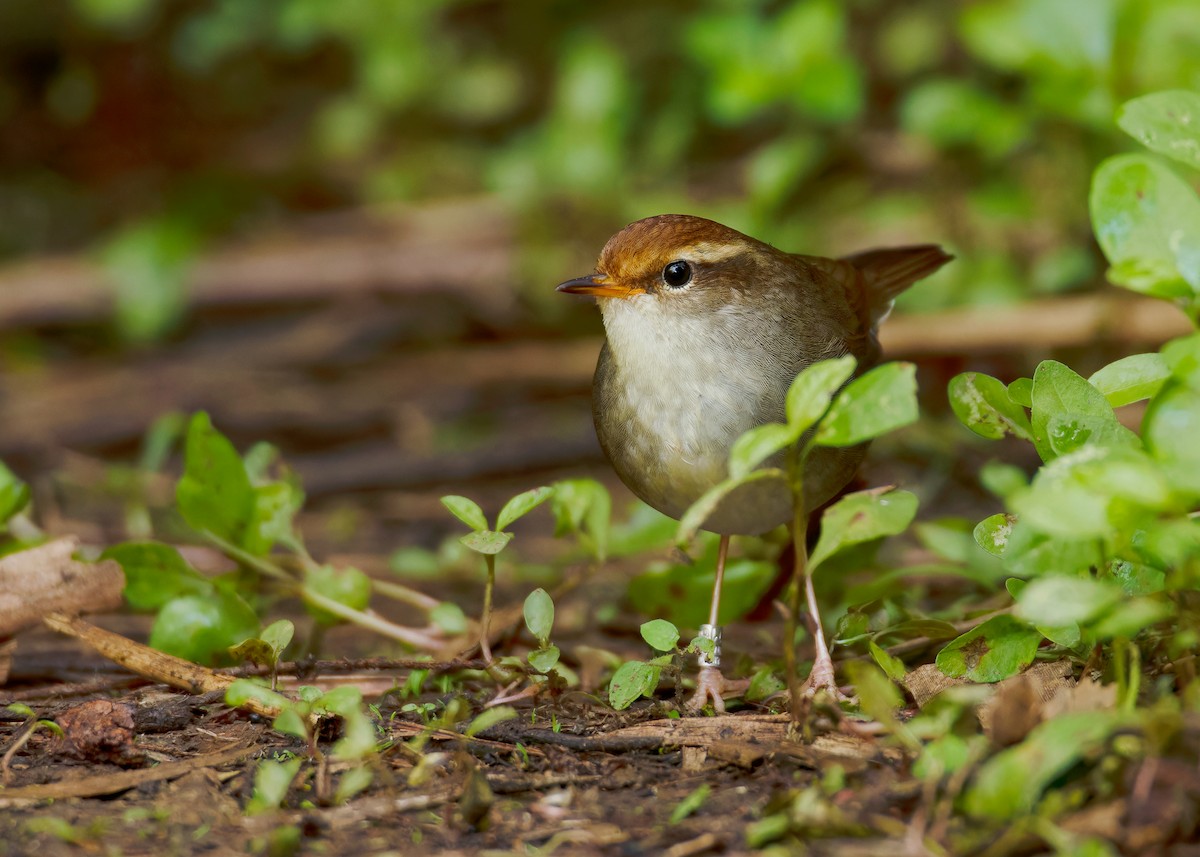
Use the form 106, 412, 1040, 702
662, 260, 693, 288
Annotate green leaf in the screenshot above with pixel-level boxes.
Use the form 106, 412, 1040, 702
104, 541, 211, 611
1002, 524, 1104, 580
845, 661, 907, 736
669, 784, 711, 825
1144, 380, 1200, 496
784, 354, 857, 433
334, 765, 374, 804
0, 460, 31, 525
460, 530, 514, 555
640, 618, 681, 652
948, 372, 1033, 440
247, 757, 303, 815
304, 564, 372, 626
608, 661, 661, 710
1088, 597, 1172, 639
260, 619, 295, 656
330, 703, 376, 760
229, 637, 278, 668
965, 711, 1125, 819
1090, 154, 1200, 306
674, 468, 787, 547
176, 412, 255, 543
1117, 90, 1200, 172
973, 514, 1015, 557
527, 646, 560, 673
274, 708, 308, 741
629, 557, 776, 629
496, 486, 553, 531
1088, 353, 1171, 407
100, 217, 197, 344
1162, 332, 1200, 389
466, 705, 518, 738
980, 461, 1028, 499
809, 488, 919, 572
523, 588, 554, 645
868, 640, 907, 682
728, 422, 797, 479
935, 615, 1041, 683
243, 480, 305, 556
430, 602, 468, 635
224, 678, 290, 712
1012, 446, 1171, 539
1030, 361, 1126, 462
149, 591, 260, 664
1014, 575, 1125, 628
549, 478, 611, 561
815, 362, 919, 447
441, 495, 488, 531
1006, 378, 1033, 408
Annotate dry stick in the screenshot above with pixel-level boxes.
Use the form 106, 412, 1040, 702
39, 612, 278, 718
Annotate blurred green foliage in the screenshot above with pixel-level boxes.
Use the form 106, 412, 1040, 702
1, 0, 1199, 322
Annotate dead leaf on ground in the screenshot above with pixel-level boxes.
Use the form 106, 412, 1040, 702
0, 537, 124, 639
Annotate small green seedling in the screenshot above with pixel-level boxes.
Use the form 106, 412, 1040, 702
2, 703, 64, 786
229, 619, 295, 691
523, 587, 560, 675
441, 487, 553, 663
608, 619, 714, 710
225, 680, 378, 811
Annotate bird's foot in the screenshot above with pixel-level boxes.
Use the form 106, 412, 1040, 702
797, 650, 854, 703
685, 666, 750, 713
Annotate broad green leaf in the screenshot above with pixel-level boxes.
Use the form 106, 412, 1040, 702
640, 618, 681, 651
608, 660, 661, 710
1030, 361, 1125, 462
274, 708, 307, 740
1002, 524, 1104, 579
335, 766, 374, 804
0, 461, 31, 525
496, 486, 553, 531
549, 478, 611, 561
331, 708, 376, 761
809, 488, 919, 572
260, 619, 295, 656
176, 412, 255, 543
441, 495, 488, 531
1144, 380, 1200, 496
1090, 154, 1200, 306
224, 678, 290, 712
973, 514, 1015, 557
784, 354, 857, 433
316, 685, 364, 717
229, 637, 277, 668
845, 660, 905, 723
948, 372, 1033, 440
243, 481, 304, 556
1006, 378, 1033, 408
466, 705, 518, 738
104, 541, 211, 611
1110, 560, 1165, 596
1043, 412, 1140, 457
149, 591, 259, 664
979, 461, 1028, 499
1162, 332, 1200, 389
1088, 353, 1171, 407
868, 640, 907, 682
965, 711, 1125, 819
728, 422, 797, 478
815, 362, 919, 447
304, 564, 372, 626
527, 646, 560, 673
1088, 597, 1172, 639
430, 602, 468, 635
675, 468, 786, 547
460, 529, 514, 555
523, 588, 554, 644
247, 757, 303, 815
1012, 446, 1171, 539
935, 615, 1041, 683
1117, 90, 1200, 171
1014, 575, 1124, 627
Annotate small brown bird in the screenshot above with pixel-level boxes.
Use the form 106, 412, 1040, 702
559, 215, 950, 710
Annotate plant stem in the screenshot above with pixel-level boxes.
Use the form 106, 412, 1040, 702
203, 531, 293, 583
479, 554, 496, 664
785, 445, 809, 723
372, 579, 441, 612
301, 588, 445, 651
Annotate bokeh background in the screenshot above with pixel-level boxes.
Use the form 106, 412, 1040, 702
2, 0, 1199, 551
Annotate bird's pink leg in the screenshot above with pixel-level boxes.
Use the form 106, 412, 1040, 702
797, 556, 851, 701
686, 535, 748, 712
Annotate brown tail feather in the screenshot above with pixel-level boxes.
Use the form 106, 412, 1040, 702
841, 244, 954, 321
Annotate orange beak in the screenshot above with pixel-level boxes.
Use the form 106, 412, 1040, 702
555, 273, 645, 299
